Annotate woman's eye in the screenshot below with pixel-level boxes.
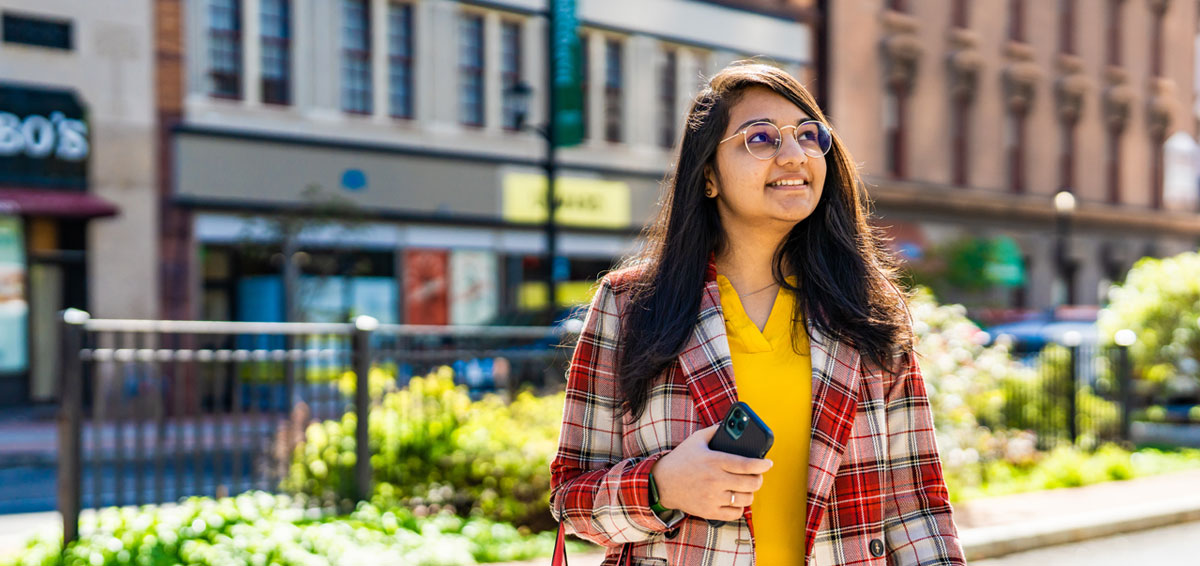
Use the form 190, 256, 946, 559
747, 132, 776, 145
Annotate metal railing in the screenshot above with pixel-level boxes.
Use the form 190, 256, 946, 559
978, 341, 1136, 451
56, 310, 576, 544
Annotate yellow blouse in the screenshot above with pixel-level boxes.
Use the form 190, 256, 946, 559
717, 275, 812, 564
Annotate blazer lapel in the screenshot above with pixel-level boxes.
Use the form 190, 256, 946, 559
805, 320, 861, 555
679, 276, 738, 428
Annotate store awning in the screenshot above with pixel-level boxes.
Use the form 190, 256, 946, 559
0, 188, 118, 218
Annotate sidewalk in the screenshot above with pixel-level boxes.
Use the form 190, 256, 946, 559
2, 470, 1198, 563
497, 468, 1200, 565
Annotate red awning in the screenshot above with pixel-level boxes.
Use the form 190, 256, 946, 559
0, 188, 118, 218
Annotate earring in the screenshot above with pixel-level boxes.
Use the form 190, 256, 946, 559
705, 187, 716, 198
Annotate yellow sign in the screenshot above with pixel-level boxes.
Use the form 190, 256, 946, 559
518, 280, 598, 310
503, 173, 631, 228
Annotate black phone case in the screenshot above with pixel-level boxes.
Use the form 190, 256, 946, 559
708, 402, 774, 459
705, 402, 774, 527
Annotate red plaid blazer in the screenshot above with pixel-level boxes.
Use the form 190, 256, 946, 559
550, 264, 965, 565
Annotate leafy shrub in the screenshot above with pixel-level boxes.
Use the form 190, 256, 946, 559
1, 492, 593, 566
1099, 251, 1200, 398
284, 367, 565, 531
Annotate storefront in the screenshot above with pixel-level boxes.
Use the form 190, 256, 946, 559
177, 130, 648, 327
0, 82, 116, 405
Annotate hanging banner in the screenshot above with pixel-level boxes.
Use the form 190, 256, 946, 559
449, 250, 498, 325
551, 0, 583, 147
0, 216, 27, 373
404, 249, 448, 325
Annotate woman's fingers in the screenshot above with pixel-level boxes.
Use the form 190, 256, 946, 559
710, 451, 773, 475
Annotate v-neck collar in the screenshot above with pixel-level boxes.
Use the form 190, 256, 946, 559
716, 274, 791, 353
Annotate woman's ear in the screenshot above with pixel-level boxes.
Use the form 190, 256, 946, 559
703, 165, 718, 198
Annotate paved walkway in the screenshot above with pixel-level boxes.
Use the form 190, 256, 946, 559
3, 470, 1199, 563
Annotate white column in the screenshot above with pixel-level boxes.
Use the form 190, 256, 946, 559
243, 0, 262, 104
425, 0, 460, 127
313, 0, 340, 112
585, 32, 603, 146
627, 35, 656, 150
524, 15, 547, 129
677, 48, 696, 119
186, 0, 209, 97
292, 0, 311, 109
484, 10, 503, 132
371, 0, 389, 118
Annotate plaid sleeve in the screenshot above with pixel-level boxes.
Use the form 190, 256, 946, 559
883, 350, 967, 565
549, 279, 683, 547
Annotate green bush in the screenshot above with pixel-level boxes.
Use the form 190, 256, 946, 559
1, 492, 593, 566
1099, 251, 1200, 396
284, 367, 565, 531
947, 444, 1200, 502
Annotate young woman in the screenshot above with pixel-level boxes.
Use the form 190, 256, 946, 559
550, 63, 964, 565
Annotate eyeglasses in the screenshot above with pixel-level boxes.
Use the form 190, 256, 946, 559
719, 120, 832, 160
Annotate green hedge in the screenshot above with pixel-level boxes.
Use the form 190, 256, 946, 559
2, 492, 593, 566
284, 367, 565, 531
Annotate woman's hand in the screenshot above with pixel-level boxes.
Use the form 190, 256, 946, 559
650, 424, 774, 522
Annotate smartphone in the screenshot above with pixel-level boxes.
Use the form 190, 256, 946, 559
706, 402, 774, 527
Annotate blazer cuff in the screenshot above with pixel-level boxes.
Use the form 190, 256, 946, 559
626, 453, 686, 533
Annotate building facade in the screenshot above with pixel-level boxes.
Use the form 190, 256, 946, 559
160, 0, 813, 326
818, 0, 1200, 317
0, 1, 157, 405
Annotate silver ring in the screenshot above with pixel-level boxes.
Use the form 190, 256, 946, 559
730, 492, 736, 506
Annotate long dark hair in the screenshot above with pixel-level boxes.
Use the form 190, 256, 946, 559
615, 62, 913, 421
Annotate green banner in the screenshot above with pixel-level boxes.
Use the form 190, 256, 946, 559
551, 0, 583, 147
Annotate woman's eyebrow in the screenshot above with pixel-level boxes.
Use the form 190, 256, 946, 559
730, 116, 814, 133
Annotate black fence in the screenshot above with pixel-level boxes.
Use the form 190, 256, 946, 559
56, 311, 575, 544
977, 341, 1136, 451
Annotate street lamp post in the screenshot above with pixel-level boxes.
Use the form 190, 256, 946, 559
507, 80, 559, 324
1053, 190, 1077, 307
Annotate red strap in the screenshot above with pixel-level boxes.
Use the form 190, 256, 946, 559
553, 523, 568, 566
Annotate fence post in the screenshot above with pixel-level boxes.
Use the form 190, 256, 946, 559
1117, 343, 1132, 441
57, 309, 89, 548
352, 316, 378, 503
1067, 344, 1079, 445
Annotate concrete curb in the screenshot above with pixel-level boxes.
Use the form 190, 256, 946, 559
960, 495, 1200, 561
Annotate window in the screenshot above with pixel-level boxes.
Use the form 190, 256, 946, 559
341, 0, 372, 114
209, 0, 242, 99
1106, 130, 1122, 204
1008, 0, 1023, 42
951, 96, 969, 186
884, 90, 905, 178
579, 32, 590, 139
388, 2, 414, 119
951, 0, 969, 28
261, 0, 290, 105
459, 13, 485, 127
1106, 0, 1121, 66
2, 12, 72, 50
1059, 121, 1075, 191
604, 38, 623, 143
660, 49, 677, 148
1007, 111, 1025, 192
1058, 0, 1074, 54
500, 20, 523, 130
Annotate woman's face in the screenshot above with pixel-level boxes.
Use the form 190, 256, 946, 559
707, 86, 828, 235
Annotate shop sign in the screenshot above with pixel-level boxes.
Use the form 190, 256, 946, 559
502, 173, 631, 228
0, 82, 89, 189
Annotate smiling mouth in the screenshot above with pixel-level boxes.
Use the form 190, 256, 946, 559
766, 180, 809, 188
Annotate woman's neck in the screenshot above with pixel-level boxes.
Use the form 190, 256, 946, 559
715, 222, 791, 293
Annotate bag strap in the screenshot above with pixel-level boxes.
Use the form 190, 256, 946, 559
553, 523, 631, 566
553, 523, 568, 566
